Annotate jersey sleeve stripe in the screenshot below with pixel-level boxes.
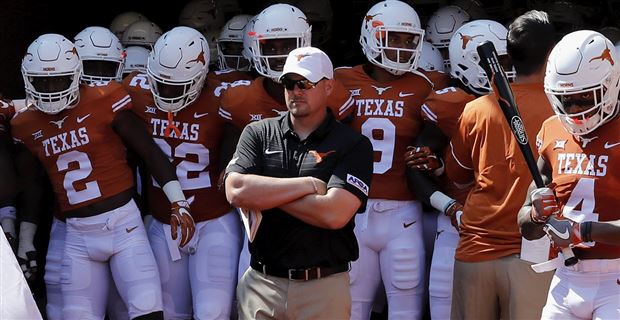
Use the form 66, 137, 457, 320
218, 107, 232, 120
421, 104, 438, 123
449, 141, 473, 170
111, 95, 131, 112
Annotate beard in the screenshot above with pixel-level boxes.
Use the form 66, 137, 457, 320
288, 101, 311, 118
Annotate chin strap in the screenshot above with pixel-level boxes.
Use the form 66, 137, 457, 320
164, 111, 181, 138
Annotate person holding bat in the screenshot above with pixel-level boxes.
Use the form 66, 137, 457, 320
519, 30, 620, 320
445, 11, 557, 320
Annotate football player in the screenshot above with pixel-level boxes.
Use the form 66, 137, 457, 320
405, 19, 514, 320
445, 11, 557, 319
109, 11, 148, 40
11, 33, 195, 320
0, 98, 18, 250
123, 26, 242, 320
121, 21, 162, 50
424, 5, 470, 72
520, 30, 620, 320
334, 1, 433, 319
74, 26, 126, 85
123, 46, 150, 79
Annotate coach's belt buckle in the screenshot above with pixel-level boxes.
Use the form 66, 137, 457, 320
289, 267, 319, 281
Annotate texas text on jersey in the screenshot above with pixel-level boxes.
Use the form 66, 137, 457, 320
10, 82, 134, 212
123, 72, 232, 223
217, 77, 355, 129
537, 115, 620, 258
335, 65, 433, 200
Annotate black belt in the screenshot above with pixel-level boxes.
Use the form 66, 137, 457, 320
250, 259, 350, 281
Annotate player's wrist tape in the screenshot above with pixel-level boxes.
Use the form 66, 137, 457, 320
0, 206, 16, 220
529, 207, 546, 225
580, 221, 592, 242
163, 180, 187, 204
430, 191, 455, 215
18, 221, 37, 254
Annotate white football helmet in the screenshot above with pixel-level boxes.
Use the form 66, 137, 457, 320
418, 41, 445, 72
241, 16, 257, 70
296, 0, 334, 46
121, 21, 162, 48
147, 26, 209, 112
123, 46, 150, 76
451, 0, 487, 19
217, 14, 253, 71
179, 0, 225, 34
449, 19, 514, 95
545, 31, 620, 136
109, 11, 148, 40
425, 5, 469, 70
250, 4, 312, 81
22, 34, 82, 114
360, 0, 425, 76
74, 26, 125, 84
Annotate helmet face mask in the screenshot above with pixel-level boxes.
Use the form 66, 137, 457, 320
74, 26, 125, 84
22, 34, 82, 114
146, 26, 209, 113
545, 30, 620, 136
360, 0, 425, 76
217, 14, 253, 71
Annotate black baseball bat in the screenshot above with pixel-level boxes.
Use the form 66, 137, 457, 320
476, 41, 578, 267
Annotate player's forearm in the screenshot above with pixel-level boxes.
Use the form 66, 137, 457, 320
588, 220, 620, 245
225, 173, 315, 210
406, 168, 438, 206
279, 189, 360, 230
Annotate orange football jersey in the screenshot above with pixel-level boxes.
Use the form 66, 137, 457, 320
209, 69, 255, 84
0, 99, 15, 141
123, 73, 232, 223
217, 76, 355, 129
446, 82, 554, 262
537, 116, 620, 257
335, 65, 433, 200
421, 86, 477, 203
10, 82, 135, 212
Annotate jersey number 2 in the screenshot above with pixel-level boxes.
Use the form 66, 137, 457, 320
57, 151, 102, 204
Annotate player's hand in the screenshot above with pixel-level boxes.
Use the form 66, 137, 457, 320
404, 146, 443, 173
444, 200, 464, 231
530, 187, 560, 224
543, 217, 581, 249
170, 200, 195, 248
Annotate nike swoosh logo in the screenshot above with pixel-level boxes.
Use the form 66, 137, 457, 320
77, 114, 91, 123
403, 221, 417, 228
604, 141, 620, 149
399, 92, 415, 97
545, 224, 570, 240
194, 112, 209, 118
126, 226, 138, 233
265, 149, 283, 155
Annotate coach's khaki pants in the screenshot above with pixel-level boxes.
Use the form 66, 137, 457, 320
237, 267, 351, 320
451, 254, 554, 320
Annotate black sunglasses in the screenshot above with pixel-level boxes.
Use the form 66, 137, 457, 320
281, 77, 322, 91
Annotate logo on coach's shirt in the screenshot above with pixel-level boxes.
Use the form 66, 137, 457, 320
347, 174, 368, 196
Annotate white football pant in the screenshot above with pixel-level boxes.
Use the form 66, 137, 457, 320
148, 210, 242, 320
429, 214, 459, 320
541, 258, 620, 319
61, 200, 163, 319
350, 199, 426, 320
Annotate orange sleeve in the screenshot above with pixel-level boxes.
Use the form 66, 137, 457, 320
446, 103, 475, 185
327, 79, 355, 120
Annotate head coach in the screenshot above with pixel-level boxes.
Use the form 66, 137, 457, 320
224, 46, 373, 320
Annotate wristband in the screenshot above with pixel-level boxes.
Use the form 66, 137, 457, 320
430, 191, 455, 214
163, 180, 186, 203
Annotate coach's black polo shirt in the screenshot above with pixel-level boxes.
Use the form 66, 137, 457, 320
226, 110, 373, 269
